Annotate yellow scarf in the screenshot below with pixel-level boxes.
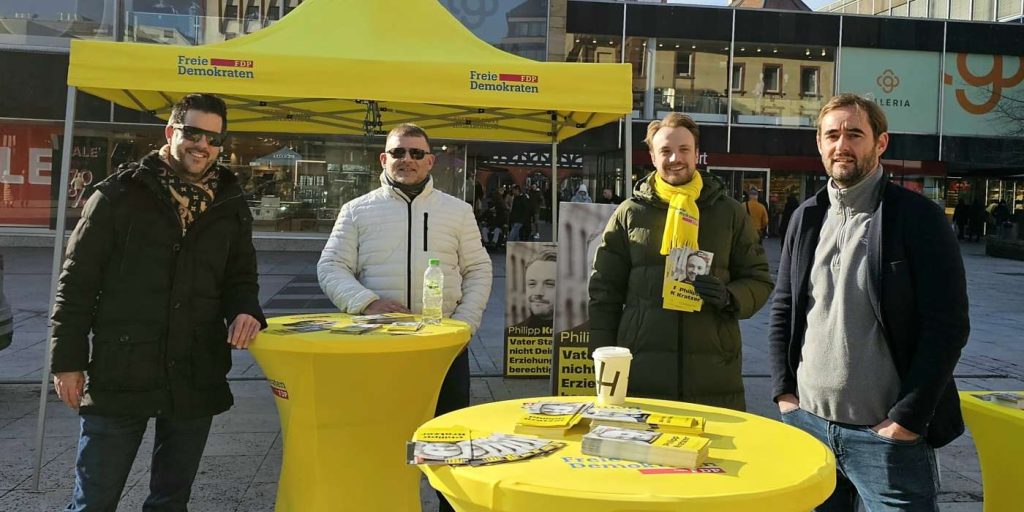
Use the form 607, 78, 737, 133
652, 171, 703, 255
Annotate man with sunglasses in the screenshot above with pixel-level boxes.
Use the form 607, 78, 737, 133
50, 93, 266, 511
318, 123, 491, 512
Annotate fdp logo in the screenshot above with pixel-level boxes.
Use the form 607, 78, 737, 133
876, 69, 900, 94
944, 54, 1024, 115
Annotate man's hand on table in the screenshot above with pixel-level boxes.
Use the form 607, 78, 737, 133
363, 299, 411, 315
228, 313, 262, 349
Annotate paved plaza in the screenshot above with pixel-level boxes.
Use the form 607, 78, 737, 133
1, 237, 1021, 511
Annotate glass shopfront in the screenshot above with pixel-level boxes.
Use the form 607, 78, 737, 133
0, 122, 467, 233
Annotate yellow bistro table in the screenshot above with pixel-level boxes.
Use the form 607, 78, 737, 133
960, 391, 1024, 512
250, 314, 471, 512
416, 396, 836, 512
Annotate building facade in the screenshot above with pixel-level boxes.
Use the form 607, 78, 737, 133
818, 0, 1024, 23
1, 0, 1022, 238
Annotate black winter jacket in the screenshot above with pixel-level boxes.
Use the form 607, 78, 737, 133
769, 182, 969, 448
50, 152, 266, 418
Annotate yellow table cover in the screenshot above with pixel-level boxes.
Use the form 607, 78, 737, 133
960, 391, 1024, 512
416, 396, 836, 512
251, 314, 470, 512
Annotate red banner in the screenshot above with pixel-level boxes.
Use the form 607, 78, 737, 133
0, 123, 60, 226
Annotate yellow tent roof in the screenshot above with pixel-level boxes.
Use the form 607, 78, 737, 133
67, 0, 631, 143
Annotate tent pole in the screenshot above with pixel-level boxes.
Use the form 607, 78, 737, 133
624, 113, 633, 199
550, 141, 558, 243
34, 86, 77, 489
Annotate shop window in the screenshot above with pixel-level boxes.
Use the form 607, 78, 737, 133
676, 52, 694, 78
800, 67, 820, 97
732, 43, 835, 128
731, 63, 745, 92
651, 39, 730, 123
763, 64, 782, 94
565, 33, 622, 64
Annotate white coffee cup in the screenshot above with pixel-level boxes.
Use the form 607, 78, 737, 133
592, 346, 633, 406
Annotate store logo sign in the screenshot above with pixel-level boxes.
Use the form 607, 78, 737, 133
877, 69, 900, 94
177, 55, 255, 79
943, 54, 1024, 115
469, 71, 539, 94
872, 69, 911, 108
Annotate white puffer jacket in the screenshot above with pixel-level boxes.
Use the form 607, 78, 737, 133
317, 174, 492, 333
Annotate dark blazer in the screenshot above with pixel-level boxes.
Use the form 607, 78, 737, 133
769, 181, 969, 448
51, 152, 267, 419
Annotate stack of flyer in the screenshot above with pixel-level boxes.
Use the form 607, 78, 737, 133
264, 319, 336, 335
407, 427, 565, 466
581, 426, 711, 469
980, 392, 1024, 409
582, 405, 706, 435
351, 313, 417, 324
513, 401, 590, 438
334, 313, 423, 335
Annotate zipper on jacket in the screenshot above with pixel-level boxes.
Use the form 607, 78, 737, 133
184, 192, 242, 243
119, 222, 135, 275
423, 212, 429, 251
406, 200, 413, 309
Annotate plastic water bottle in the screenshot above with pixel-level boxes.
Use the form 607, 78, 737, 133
422, 258, 444, 325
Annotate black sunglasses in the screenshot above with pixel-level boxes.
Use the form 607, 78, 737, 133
386, 147, 431, 160
173, 124, 226, 147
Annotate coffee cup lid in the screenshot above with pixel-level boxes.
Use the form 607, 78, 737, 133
593, 346, 632, 358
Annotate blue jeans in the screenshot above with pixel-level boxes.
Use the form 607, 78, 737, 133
781, 408, 939, 512
66, 414, 213, 512
509, 222, 523, 241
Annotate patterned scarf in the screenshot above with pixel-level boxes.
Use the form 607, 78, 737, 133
652, 171, 703, 256
157, 145, 220, 235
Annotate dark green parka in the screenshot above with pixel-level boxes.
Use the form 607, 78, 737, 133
589, 172, 773, 410
50, 152, 266, 418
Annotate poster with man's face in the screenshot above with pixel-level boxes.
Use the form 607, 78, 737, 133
504, 242, 556, 378
550, 203, 617, 395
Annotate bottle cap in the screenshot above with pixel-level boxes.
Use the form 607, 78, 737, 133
429, 258, 440, 266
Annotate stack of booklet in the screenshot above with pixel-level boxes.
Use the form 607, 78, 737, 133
407, 427, 566, 466
513, 402, 590, 438
582, 405, 706, 435
351, 313, 417, 324
581, 426, 711, 469
332, 314, 424, 335
980, 392, 1024, 409
264, 319, 336, 335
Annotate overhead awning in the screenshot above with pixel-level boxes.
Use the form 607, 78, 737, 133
66, 0, 631, 143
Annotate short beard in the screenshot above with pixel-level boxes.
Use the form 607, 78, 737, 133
827, 154, 878, 188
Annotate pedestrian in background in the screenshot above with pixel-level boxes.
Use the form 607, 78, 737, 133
744, 188, 769, 241
0, 254, 12, 351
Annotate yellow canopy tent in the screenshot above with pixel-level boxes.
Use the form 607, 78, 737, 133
66, 0, 630, 143
37, 0, 632, 489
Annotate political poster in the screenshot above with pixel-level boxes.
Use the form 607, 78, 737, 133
550, 202, 617, 396
504, 242, 557, 378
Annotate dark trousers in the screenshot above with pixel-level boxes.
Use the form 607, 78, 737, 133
66, 414, 213, 512
434, 349, 470, 512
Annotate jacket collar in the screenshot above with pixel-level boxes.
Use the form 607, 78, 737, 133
632, 170, 725, 209
379, 171, 434, 202
826, 165, 885, 215
101, 151, 242, 214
